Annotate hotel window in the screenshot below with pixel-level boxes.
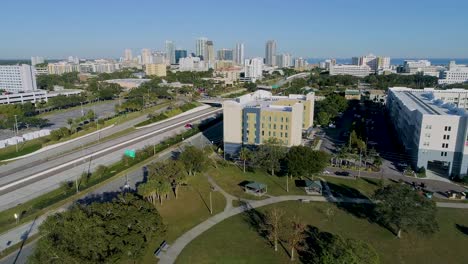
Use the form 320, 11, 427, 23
280, 125, 283, 130
281, 117, 284, 122
285, 132, 288, 138
425, 133, 431, 138
425, 125, 432, 129
443, 135, 450, 140
274, 124, 276, 129
442, 143, 449, 148
286, 117, 289, 122
262, 131, 264, 136
280, 132, 283, 137
444, 126, 452, 131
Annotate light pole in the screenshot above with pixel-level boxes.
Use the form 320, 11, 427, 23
80, 102, 84, 117
14, 114, 18, 152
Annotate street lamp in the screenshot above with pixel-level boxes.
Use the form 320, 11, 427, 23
14, 114, 18, 152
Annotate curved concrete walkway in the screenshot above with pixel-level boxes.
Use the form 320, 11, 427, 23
157, 176, 370, 264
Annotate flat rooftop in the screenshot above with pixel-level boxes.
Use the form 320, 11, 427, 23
391, 88, 467, 116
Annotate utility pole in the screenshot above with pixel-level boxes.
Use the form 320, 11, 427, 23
14, 114, 18, 152
209, 191, 213, 215
358, 148, 362, 179
80, 102, 84, 117
286, 176, 289, 192
154, 144, 156, 156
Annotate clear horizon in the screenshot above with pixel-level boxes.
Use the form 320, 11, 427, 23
2, 0, 468, 59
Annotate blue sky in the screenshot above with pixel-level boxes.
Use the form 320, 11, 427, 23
1, 0, 467, 59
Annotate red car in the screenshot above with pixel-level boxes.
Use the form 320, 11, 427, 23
184, 123, 193, 129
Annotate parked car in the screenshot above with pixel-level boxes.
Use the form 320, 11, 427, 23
184, 123, 193, 129
323, 170, 331, 175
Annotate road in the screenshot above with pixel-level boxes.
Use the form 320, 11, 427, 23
0, 123, 223, 264
0, 106, 221, 211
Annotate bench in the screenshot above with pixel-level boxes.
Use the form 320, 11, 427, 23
154, 240, 169, 258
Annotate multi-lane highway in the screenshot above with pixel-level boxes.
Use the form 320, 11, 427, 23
0, 106, 221, 211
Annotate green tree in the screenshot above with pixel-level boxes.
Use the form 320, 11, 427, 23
255, 138, 287, 176
239, 147, 252, 173
285, 146, 330, 178
179, 145, 207, 176
29, 193, 165, 263
301, 227, 380, 264
148, 160, 186, 198
374, 184, 439, 238
316, 111, 331, 126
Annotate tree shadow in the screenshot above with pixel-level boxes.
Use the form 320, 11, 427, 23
298, 225, 331, 264
327, 182, 368, 199
241, 207, 269, 241
455, 224, 468, 235
77, 191, 122, 205
362, 177, 378, 186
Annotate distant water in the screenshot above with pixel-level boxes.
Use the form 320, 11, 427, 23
306, 58, 468, 66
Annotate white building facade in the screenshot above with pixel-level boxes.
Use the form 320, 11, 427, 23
243, 58, 264, 82
329, 64, 371, 77
0, 65, 37, 92
439, 61, 468, 85
387, 87, 468, 178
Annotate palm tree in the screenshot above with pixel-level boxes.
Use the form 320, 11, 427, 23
67, 118, 74, 130
239, 148, 251, 173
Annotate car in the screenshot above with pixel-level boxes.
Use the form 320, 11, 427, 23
184, 123, 193, 129
323, 170, 331, 175
335, 171, 350, 176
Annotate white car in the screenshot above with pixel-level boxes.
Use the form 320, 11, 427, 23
323, 170, 331, 175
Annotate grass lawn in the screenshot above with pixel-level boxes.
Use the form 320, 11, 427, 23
208, 165, 307, 199
207, 165, 383, 200
0, 138, 44, 161
177, 201, 468, 264
137, 175, 226, 263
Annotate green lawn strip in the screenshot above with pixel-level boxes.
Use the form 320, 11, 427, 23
208, 165, 307, 199
0, 139, 45, 161
177, 202, 468, 264
320, 175, 382, 198
135, 102, 199, 128
0, 123, 213, 236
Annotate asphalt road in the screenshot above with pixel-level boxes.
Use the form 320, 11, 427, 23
0, 106, 221, 211
0, 123, 223, 264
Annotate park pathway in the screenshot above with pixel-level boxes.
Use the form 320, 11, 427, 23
158, 179, 468, 264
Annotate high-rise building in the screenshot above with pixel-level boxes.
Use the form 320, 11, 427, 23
145, 64, 167, 77
179, 56, 207, 72
403, 60, 441, 77
217, 49, 234, 61
234, 43, 245, 65
294, 57, 307, 70
47, 62, 80, 75
205, 41, 215, 68
0, 65, 37, 93
223, 90, 315, 155
165, 40, 176, 65
152, 51, 166, 64
31, 56, 45, 66
243, 57, 264, 82
124, 49, 133, 61
196, 37, 208, 59
175, 50, 187, 64
141, 48, 152, 65
265, 40, 277, 66
387, 87, 468, 178
276, 53, 292, 68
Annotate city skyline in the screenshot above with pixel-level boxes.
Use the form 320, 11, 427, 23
2, 0, 468, 59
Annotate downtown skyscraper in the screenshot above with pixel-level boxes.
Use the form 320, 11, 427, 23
165, 40, 176, 65
265, 40, 277, 66
195, 37, 208, 59
234, 43, 244, 65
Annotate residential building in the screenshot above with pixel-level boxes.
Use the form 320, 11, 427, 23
352, 54, 390, 72
265, 40, 277, 66
141, 48, 152, 65
243, 57, 264, 82
214, 66, 242, 85
234, 43, 245, 65
78, 60, 121, 73
276, 53, 292, 68
34, 67, 48, 75
223, 90, 315, 155
217, 49, 233, 61
0, 65, 37, 92
294, 57, 308, 71
205, 41, 215, 68
145, 63, 167, 77
31, 56, 45, 66
402, 60, 442, 77
196, 37, 208, 59
178, 56, 207, 72
175, 49, 187, 64
387, 87, 468, 178
439, 61, 468, 85
215, 60, 235, 70
329, 64, 371, 77
152, 51, 167, 65
47, 62, 80, 74
165, 41, 176, 64
124, 49, 133, 61
68, 56, 79, 64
